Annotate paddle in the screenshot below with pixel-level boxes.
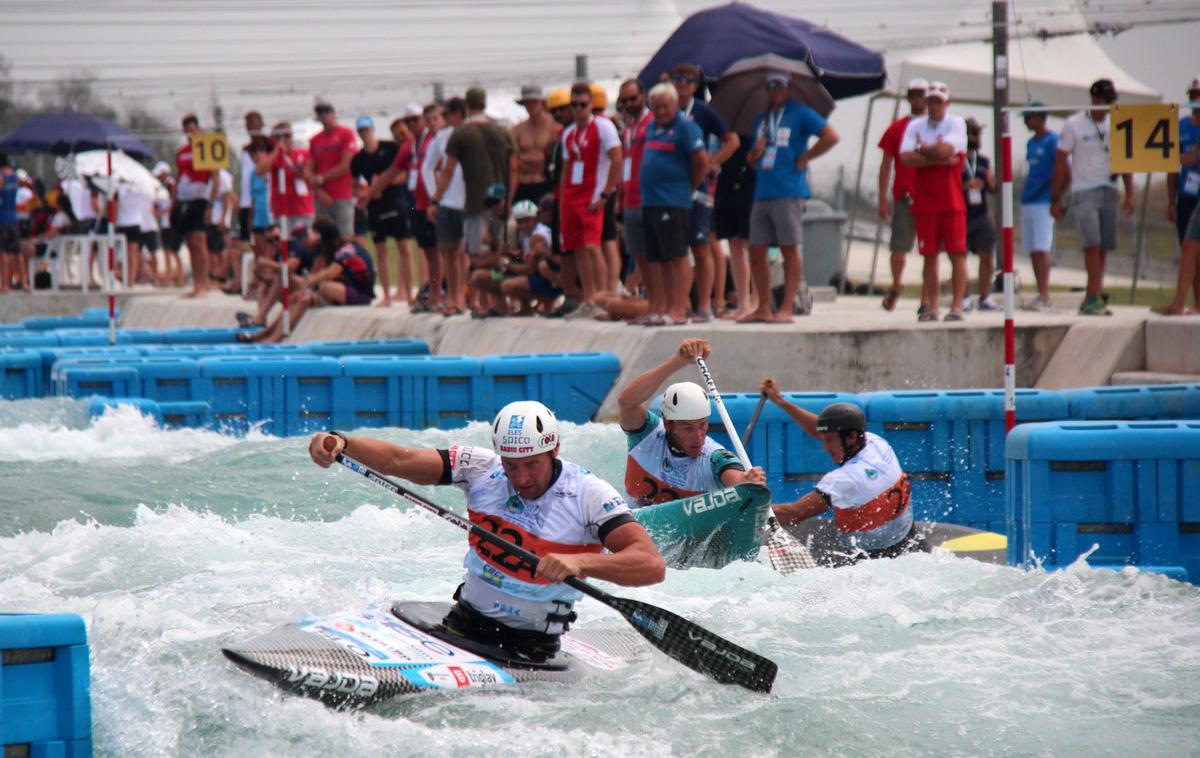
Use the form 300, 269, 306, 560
741, 392, 768, 448
324, 438, 778, 694
694, 357, 815, 574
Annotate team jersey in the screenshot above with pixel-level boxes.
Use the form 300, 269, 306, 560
624, 409, 743, 507
1057, 112, 1117, 192
421, 126, 466, 210
561, 116, 620, 206
879, 115, 916, 201
815, 432, 912, 552
639, 112, 706, 208
1177, 115, 1200, 199
407, 129, 437, 211
333, 240, 376, 292
1022, 131, 1059, 205
622, 109, 654, 209
900, 114, 968, 214
308, 125, 358, 201
444, 444, 634, 633
175, 142, 212, 201
269, 147, 315, 218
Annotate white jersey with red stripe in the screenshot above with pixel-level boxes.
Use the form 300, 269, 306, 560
561, 116, 620, 206
446, 444, 633, 633
816, 432, 912, 551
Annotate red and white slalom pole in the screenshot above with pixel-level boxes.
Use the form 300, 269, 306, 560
1001, 127, 1015, 433
106, 145, 117, 346
280, 216, 290, 337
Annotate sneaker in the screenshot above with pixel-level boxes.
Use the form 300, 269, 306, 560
1021, 297, 1056, 313
977, 296, 1000, 311
960, 298, 974, 313
1078, 297, 1112, 316
564, 302, 594, 320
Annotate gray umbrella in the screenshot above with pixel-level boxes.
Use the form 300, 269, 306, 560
710, 53, 836, 135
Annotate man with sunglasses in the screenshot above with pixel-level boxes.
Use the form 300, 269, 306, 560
257, 122, 315, 235
558, 82, 622, 320
307, 100, 359, 238
352, 115, 407, 307
671, 63, 740, 322
618, 78, 663, 324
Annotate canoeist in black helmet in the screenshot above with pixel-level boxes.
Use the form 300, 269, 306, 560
759, 379, 915, 562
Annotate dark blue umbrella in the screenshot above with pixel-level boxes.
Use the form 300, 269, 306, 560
0, 108, 154, 160
638, 2, 885, 101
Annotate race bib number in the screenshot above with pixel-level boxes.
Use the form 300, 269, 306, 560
1184, 171, 1200, 197
623, 156, 632, 182
762, 146, 778, 171
570, 161, 584, 185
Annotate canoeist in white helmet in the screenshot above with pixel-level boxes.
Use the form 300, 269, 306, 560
617, 338, 766, 507
308, 400, 665, 662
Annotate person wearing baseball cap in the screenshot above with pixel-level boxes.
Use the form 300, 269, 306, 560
962, 117, 999, 312
1157, 77, 1200, 315
1051, 77, 1134, 315
877, 78, 931, 312
899, 80, 970, 321
1019, 101, 1059, 311
307, 99, 360, 238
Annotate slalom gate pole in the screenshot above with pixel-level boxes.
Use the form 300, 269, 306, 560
1001, 127, 1015, 433
106, 145, 116, 346
280, 216, 290, 337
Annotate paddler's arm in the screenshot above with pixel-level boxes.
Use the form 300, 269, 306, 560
617, 338, 710, 431
771, 490, 830, 526
760, 377, 819, 440
308, 431, 445, 485
720, 465, 766, 487
536, 522, 666, 586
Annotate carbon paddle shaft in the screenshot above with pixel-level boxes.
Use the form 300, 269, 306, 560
333, 451, 777, 693
741, 393, 768, 447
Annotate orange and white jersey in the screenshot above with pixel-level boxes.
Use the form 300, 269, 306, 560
446, 445, 634, 633
816, 432, 912, 551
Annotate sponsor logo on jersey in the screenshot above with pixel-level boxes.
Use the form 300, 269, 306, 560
865, 468, 878, 480
479, 563, 506, 588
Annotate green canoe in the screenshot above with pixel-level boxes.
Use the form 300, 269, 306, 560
632, 484, 772, 570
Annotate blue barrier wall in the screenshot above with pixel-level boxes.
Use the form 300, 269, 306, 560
0, 348, 40, 400
305, 338, 430, 358
1006, 420, 1200, 582
481, 353, 619, 424
0, 613, 92, 756
1064, 384, 1200, 420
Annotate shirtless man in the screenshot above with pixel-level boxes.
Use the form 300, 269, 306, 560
511, 86, 559, 207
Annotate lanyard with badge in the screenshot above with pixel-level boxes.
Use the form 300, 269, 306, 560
1090, 115, 1118, 184
623, 112, 647, 183
569, 119, 591, 185
760, 108, 790, 171
966, 152, 983, 205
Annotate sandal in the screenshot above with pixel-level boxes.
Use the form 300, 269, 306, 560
236, 311, 256, 328
943, 310, 965, 322
882, 288, 900, 311
918, 309, 939, 322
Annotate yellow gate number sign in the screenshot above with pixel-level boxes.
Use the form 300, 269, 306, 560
190, 132, 231, 171
1110, 104, 1180, 174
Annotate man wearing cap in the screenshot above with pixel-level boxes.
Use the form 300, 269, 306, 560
1157, 77, 1200, 316
306, 100, 359, 238
672, 63, 740, 322
877, 79, 928, 312
352, 115, 406, 307
900, 81, 969, 321
512, 86, 558, 209
618, 338, 766, 507
962, 117, 999, 311
1019, 102, 1059, 311
1051, 78, 1135, 316
740, 70, 839, 323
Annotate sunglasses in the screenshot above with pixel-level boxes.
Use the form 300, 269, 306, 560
273, 132, 292, 139
314, 107, 334, 115
673, 75, 696, 84
617, 96, 640, 105
571, 101, 591, 109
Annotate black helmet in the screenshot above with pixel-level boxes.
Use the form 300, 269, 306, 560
815, 403, 865, 434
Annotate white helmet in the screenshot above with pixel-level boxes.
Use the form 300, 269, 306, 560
512, 199, 538, 220
661, 382, 711, 421
492, 400, 559, 458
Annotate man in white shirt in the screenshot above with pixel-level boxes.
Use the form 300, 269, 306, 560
1050, 78, 1135, 316
424, 97, 468, 315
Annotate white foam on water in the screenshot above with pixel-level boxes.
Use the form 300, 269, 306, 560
3, 415, 1200, 756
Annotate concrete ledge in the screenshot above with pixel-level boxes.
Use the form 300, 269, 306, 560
1034, 320, 1145, 389
1145, 316, 1200, 375
1110, 371, 1200, 386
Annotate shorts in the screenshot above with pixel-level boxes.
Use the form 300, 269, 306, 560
1175, 194, 1199, 245
622, 207, 645, 255
464, 212, 488, 255
237, 207, 252, 242
318, 198, 356, 238
342, 281, 374, 306
1020, 203, 1054, 254
1069, 185, 1118, 252
370, 208, 411, 243
116, 225, 142, 246
206, 224, 227, 253
689, 199, 713, 245
436, 205, 465, 249
714, 175, 755, 240
161, 227, 182, 251
528, 272, 561, 298
354, 206, 369, 237
890, 195, 916, 253
173, 200, 209, 234
749, 197, 804, 247
916, 211, 967, 256
643, 206, 690, 263
514, 181, 553, 207
602, 193, 618, 243
0, 224, 18, 255
966, 213, 996, 255
141, 230, 161, 251
18, 218, 32, 239
1185, 198, 1200, 243
413, 211, 438, 249
560, 201, 603, 251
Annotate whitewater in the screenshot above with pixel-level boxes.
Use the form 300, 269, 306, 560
2, 400, 1198, 757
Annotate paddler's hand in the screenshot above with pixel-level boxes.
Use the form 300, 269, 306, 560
676, 338, 711, 363
310, 432, 344, 467
743, 466, 767, 486
760, 378, 782, 402
536, 553, 587, 583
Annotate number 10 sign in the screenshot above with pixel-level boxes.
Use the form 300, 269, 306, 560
1110, 104, 1180, 174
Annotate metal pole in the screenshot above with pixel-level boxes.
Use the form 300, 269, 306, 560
1130, 173, 1151, 303
868, 92, 904, 292
575, 55, 588, 82
992, 0, 1009, 295
433, 82, 445, 105
843, 92, 887, 287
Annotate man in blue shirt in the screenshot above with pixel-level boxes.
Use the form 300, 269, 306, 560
0, 151, 21, 293
1020, 102, 1058, 311
739, 72, 838, 323
1157, 76, 1200, 316
640, 83, 708, 325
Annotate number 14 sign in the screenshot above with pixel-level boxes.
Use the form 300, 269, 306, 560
1110, 104, 1180, 174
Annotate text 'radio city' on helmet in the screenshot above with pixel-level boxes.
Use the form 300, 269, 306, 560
492, 400, 560, 458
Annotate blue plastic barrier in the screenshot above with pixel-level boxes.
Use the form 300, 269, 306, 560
120, 357, 208, 403
224, 343, 313, 356
0, 613, 92, 756
0, 324, 26, 332
1006, 420, 1200, 582
79, 306, 119, 321
53, 331, 136, 347
85, 397, 211, 429
158, 327, 255, 345
20, 314, 109, 331
0, 333, 60, 349
87, 397, 164, 425
1064, 384, 1200, 420
51, 360, 139, 398
199, 355, 346, 435
340, 355, 483, 430
860, 389, 1069, 531
36, 347, 143, 395
305, 338, 430, 358
0, 348, 41, 400
137, 345, 235, 360
480, 353, 620, 424
341, 356, 412, 429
